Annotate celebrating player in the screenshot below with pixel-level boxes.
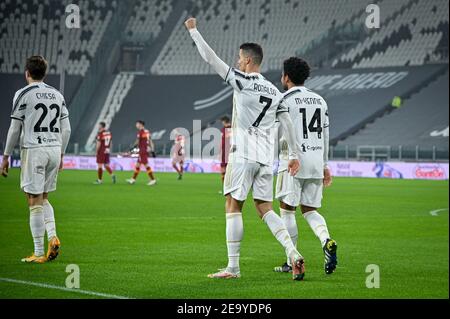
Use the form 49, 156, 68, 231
185, 18, 305, 280
94, 121, 116, 184
171, 132, 185, 180
126, 120, 157, 186
1, 55, 71, 263
220, 116, 232, 183
274, 57, 338, 275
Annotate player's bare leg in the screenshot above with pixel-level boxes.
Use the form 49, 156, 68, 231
274, 201, 298, 273
146, 165, 156, 185
178, 161, 184, 180
208, 195, 243, 279
22, 193, 47, 263
301, 205, 337, 274
104, 164, 116, 184
255, 200, 305, 281
172, 162, 182, 180
43, 193, 60, 261
127, 163, 141, 184
94, 164, 104, 184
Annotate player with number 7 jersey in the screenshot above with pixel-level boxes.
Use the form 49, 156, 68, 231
185, 17, 306, 281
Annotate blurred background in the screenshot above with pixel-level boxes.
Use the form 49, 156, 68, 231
0, 0, 448, 163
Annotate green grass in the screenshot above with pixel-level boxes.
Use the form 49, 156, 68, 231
0, 169, 448, 299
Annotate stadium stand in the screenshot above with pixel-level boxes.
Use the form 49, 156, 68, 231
338, 71, 449, 150
333, 0, 449, 68
151, 0, 375, 74
0, 0, 116, 76
124, 0, 174, 44
0, 0, 447, 162
84, 73, 135, 151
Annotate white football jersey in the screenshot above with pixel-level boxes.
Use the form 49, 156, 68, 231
225, 68, 285, 166
279, 86, 329, 178
11, 82, 69, 149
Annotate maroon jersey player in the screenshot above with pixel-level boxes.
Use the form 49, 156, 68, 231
94, 122, 116, 184
171, 132, 185, 180
126, 120, 156, 185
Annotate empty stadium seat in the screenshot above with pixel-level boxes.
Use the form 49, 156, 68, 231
0, 0, 116, 76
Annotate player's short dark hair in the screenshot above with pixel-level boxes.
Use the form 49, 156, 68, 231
283, 57, 310, 85
240, 43, 263, 66
136, 120, 145, 126
25, 55, 48, 80
221, 116, 230, 123
99, 122, 106, 128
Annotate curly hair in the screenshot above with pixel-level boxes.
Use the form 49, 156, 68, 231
283, 57, 310, 85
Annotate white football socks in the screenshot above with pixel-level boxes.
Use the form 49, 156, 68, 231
303, 210, 330, 247
280, 208, 297, 265
29, 205, 45, 257
263, 210, 300, 260
43, 199, 57, 240
226, 212, 243, 272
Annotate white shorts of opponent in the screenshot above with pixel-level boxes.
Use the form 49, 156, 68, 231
275, 170, 323, 208
20, 146, 61, 195
223, 158, 273, 202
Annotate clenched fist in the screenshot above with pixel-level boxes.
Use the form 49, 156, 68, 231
184, 17, 197, 30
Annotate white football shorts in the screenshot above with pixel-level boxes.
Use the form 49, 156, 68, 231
20, 146, 61, 195
275, 170, 323, 208
223, 158, 273, 202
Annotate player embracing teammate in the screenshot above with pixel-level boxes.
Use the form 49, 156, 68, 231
185, 18, 306, 281
185, 17, 337, 280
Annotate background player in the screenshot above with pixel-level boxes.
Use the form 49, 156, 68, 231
171, 131, 185, 180
275, 57, 337, 275
220, 116, 231, 183
94, 121, 116, 184
185, 18, 306, 281
1, 55, 71, 263
126, 120, 156, 186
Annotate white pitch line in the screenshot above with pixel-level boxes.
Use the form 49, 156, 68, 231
0, 278, 131, 299
429, 208, 448, 216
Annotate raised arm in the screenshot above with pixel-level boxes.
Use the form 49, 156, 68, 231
185, 18, 230, 80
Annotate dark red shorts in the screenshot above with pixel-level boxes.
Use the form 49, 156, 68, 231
138, 152, 149, 165
97, 153, 110, 164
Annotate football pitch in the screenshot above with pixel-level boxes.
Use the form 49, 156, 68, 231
0, 169, 448, 299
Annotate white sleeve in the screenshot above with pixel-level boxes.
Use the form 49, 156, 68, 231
277, 111, 298, 160
60, 117, 71, 155
3, 119, 22, 156
323, 108, 329, 168
189, 28, 230, 80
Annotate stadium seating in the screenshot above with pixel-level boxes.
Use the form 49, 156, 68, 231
0, 0, 116, 75
84, 72, 136, 151
124, 0, 174, 44
151, 0, 374, 74
333, 0, 449, 68
338, 71, 449, 150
